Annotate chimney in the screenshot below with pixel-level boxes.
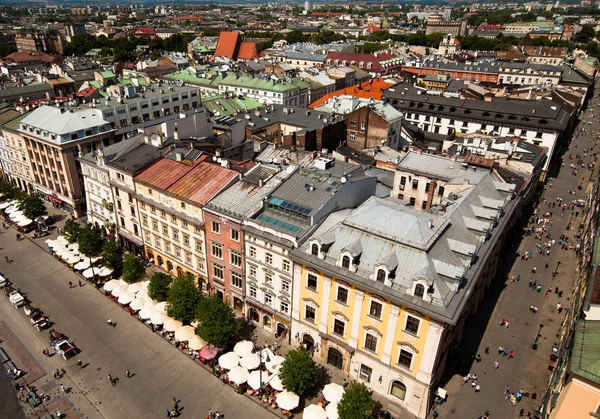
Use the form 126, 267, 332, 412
427, 219, 434, 229
425, 180, 436, 211
175, 152, 183, 161
259, 178, 264, 187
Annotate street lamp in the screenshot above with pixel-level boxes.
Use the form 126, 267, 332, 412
554, 261, 561, 275
259, 350, 270, 396
535, 324, 544, 344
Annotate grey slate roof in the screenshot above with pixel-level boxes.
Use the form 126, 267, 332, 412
107, 142, 162, 175
397, 151, 471, 181
242, 105, 340, 134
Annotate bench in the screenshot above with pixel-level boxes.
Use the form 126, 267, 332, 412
0, 348, 9, 363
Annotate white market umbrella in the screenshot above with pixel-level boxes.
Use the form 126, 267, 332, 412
303, 405, 327, 419
110, 286, 127, 297
74, 259, 91, 270
103, 279, 120, 292
135, 293, 153, 306
163, 317, 182, 332
247, 370, 271, 390
4, 205, 17, 214
56, 236, 69, 245
155, 301, 168, 314
98, 267, 114, 277
55, 247, 70, 258
17, 218, 32, 227
277, 391, 300, 411
0, 202, 12, 210
325, 403, 339, 419
228, 366, 249, 385
218, 351, 240, 370
82, 267, 95, 278
234, 340, 254, 357
240, 353, 260, 370
174, 325, 195, 341
268, 374, 284, 391
139, 305, 158, 320
9, 210, 22, 218
266, 355, 286, 373
66, 255, 81, 264
45, 239, 56, 247
117, 291, 135, 305
137, 280, 150, 293
188, 335, 207, 351
129, 299, 143, 311
323, 383, 345, 404
127, 283, 144, 294
150, 312, 164, 325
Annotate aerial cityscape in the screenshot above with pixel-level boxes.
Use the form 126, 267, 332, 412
0, 1, 598, 419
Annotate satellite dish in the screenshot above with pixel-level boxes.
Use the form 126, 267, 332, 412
212, 156, 217, 161
217, 158, 222, 163
340, 176, 347, 183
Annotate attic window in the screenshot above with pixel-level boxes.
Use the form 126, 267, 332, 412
522, 117, 530, 122
508, 115, 516, 120
376, 269, 386, 283
414, 284, 425, 298
342, 255, 351, 269
482, 112, 490, 117
464, 109, 471, 114
539, 119, 548, 125
449, 107, 457, 112
437, 105, 444, 111
428, 104, 434, 110
311, 243, 319, 256
495, 113, 503, 118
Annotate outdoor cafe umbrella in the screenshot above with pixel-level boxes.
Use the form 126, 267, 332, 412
247, 370, 271, 390
188, 335, 207, 351
4, 205, 17, 214
163, 317, 183, 332
303, 405, 327, 419
150, 312, 164, 325
234, 340, 254, 357
277, 391, 300, 411
199, 345, 218, 361
240, 353, 260, 370
322, 383, 345, 404
0, 201, 12, 210
129, 299, 144, 311
17, 218, 33, 227
139, 305, 158, 320
55, 247, 70, 258
103, 279, 120, 292
218, 351, 240, 370
127, 283, 144, 294
325, 402, 339, 419
155, 301, 168, 314
110, 286, 127, 298
98, 267, 114, 277
45, 239, 56, 247
174, 325, 196, 342
268, 373, 284, 391
266, 355, 286, 373
56, 235, 69, 244
117, 291, 135, 305
74, 259, 91, 270
66, 255, 81, 265
82, 268, 95, 279
228, 366, 249, 385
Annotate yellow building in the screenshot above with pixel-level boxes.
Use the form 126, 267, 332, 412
290, 168, 519, 418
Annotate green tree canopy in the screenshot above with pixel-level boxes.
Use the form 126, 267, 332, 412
101, 237, 122, 270
122, 252, 145, 284
285, 29, 308, 44
195, 294, 239, 346
337, 382, 375, 419
62, 219, 81, 244
148, 271, 172, 302
167, 272, 201, 324
78, 224, 104, 257
279, 346, 318, 397
574, 26, 596, 44
19, 194, 47, 220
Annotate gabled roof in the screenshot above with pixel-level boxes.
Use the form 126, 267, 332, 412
166, 161, 238, 206
214, 31, 240, 59
309, 77, 393, 108
238, 42, 258, 60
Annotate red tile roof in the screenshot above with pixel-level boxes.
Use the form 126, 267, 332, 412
238, 42, 258, 60
76, 87, 97, 98
3, 51, 54, 64
215, 31, 240, 59
135, 157, 201, 191
134, 27, 156, 36
166, 162, 238, 206
309, 77, 393, 108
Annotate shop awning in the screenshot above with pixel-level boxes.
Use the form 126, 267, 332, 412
48, 194, 62, 204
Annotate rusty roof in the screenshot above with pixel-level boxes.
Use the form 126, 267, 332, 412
464, 154, 495, 168
134, 157, 202, 190
166, 161, 238, 206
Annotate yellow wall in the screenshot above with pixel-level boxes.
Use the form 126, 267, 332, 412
299, 266, 430, 376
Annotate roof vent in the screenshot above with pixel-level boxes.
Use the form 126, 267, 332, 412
427, 219, 434, 229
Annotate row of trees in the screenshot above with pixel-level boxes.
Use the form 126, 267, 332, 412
0, 179, 47, 221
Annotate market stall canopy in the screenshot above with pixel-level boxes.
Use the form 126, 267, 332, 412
82, 268, 95, 279
234, 340, 254, 357
150, 312, 164, 325
174, 325, 195, 342
154, 301, 168, 314
277, 391, 299, 411
265, 355, 285, 373
228, 366, 249, 385
98, 267, 114, 277
200, 345, 218, 361
66, 255, 81, 264
117, 291, 135, 305
73, 260, 91, 270
110, 286, 127, 297
103, 279, 121, 292
188, 335, 207, 351
303, 404, 327, 419
129, 299, 143, 311
322, 383, 344, 404
247, 370, 271, 390
268, 373, 284, 391
325, 402, 339, 419
139, 305, 159, 320
17, 218, 33, 227
163, 317, 182, 332
240, 353, 260, 370
218, 351, 240, 370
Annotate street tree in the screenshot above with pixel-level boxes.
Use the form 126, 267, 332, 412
78, 224, 104, 259
62, 219, 81, 244
167, 272, 201, 324
19, 194, 47, 220
101, 237, 122, 270
148, 271, 172, 302
195, 294, 239, 347
337, 382, 375, 419
122, 252, 145, 284
279, 346, 318, 397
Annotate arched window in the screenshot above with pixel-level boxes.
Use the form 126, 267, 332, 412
414, 284, 425, 298
157, 256, 163, 266
342, 255, 351, 269
391, 381, 407, 400
311, 243, 319, 256
167, 261, 174, 272
376, 269, 386, 283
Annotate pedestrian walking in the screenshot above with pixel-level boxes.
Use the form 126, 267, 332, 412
78, 279, 83, 287
173, 397, 177, 404
508, 351, 515, 360
76, 359, 82, 368
494, 361, 499, 370
68, 281, 73, 289
166, 410, 171, 418
126, 370, 131, 378
484, 347, 489, 355
4, 256, 8, 263
60, 384, 65, 393
475, 354, 481, 363
505, 321, 510, 330
532, 266, 537, 273
505, 385, 510, 395
108, 374, 113, 386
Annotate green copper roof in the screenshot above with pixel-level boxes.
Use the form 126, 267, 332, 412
570, 320, 600, 385
203, 94, 263, 116
100, 71, 115, 79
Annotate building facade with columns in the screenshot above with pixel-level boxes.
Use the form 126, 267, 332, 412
290, 167, 520, 417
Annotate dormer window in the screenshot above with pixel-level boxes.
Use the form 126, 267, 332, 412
342, 255, 351, 269
376, 269, 386, 283
414, 284, 425, 298
311, 243, 319, 256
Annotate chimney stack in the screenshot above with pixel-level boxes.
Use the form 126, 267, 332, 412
425, 181, 436, 211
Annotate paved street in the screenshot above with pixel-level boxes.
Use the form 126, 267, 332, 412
0, 231, 277, 418
432, 86, 600, 419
